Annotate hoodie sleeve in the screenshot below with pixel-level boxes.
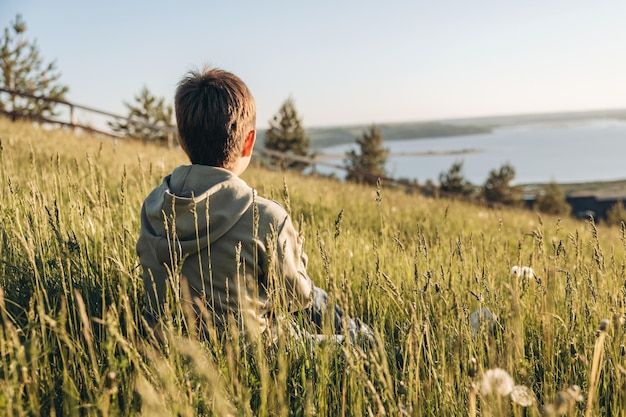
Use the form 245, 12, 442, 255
276, 215, 314, 312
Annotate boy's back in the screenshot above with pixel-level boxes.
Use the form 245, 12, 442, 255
136, 68, 313, 335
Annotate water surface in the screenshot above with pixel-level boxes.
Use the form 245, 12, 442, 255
316, 120, 626, 184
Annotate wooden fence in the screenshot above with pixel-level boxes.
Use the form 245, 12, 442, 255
0, 87, 177, 144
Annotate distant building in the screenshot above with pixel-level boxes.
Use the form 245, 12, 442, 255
566, 194, 623, 221
524, 192, 624, 221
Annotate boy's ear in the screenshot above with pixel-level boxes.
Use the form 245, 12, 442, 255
241, 130, 256, 157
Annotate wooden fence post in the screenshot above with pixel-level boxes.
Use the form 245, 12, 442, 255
69, 104, 76, 127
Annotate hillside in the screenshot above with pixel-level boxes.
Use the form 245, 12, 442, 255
1, 117, 626, 415
257, 121, 492, 150
258, 108, 626, 149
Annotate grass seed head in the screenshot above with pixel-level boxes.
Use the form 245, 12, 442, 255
468, 357, 478, 378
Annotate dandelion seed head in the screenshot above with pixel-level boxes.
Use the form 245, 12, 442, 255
510, 265, 534, 279
544, 385, 584, 416
510, 385, 536, 407
470, 308, 496, 340
565, 385, 583, 402
521, 266, 534, 279
480, 368, 514, 397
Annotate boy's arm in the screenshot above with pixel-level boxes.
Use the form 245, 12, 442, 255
276, 216, 314, 312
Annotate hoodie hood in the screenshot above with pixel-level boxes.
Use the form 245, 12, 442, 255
140, 165, 254, 260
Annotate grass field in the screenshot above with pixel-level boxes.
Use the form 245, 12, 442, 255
1, 118, 625, 416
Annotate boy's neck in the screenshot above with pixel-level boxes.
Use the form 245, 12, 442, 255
224, 156, 250, 176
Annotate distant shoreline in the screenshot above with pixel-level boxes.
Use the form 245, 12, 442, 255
261, 108, 626, 151
522, 178, 626, 198
315, 148, 481, 160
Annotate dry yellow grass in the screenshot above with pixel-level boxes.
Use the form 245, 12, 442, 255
1, 117, 625, 416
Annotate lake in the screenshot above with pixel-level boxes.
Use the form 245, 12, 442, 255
315, 119, 626, 185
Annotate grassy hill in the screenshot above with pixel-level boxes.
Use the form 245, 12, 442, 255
1, 117, 625, 415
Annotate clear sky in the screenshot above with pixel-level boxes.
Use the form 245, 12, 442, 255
2, 1, 625, 128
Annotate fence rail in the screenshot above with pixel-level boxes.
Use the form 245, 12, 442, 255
0, 87, 177, 143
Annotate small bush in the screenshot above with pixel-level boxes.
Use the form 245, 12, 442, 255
483, 162, 523, 206
439, 160, 474, 196
344, 124, 389, 185
534, 181, 571, 216
605, 200, 626, 226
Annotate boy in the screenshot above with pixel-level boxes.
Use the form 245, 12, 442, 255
137, 67, 372, 342
136, 67, 312, 336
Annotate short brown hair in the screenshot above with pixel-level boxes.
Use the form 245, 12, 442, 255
175, 67, 256, 167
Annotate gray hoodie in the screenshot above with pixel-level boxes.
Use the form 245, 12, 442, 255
136, 165, 313, 334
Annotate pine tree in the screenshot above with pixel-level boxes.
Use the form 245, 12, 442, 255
108, 86, 174, 145
483, 162, 523, 206
0, 14, 69, 119
439, 160, 473, 196
264, 97, 311, 170
344, 124, 389, 185
534, 181, 571, 216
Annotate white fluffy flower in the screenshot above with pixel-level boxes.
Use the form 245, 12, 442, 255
545, 385, 585, 415
521, 266, 534, 279
565, 385, 584, 403
510, 265, 534, 278
510, 385, 536, 407
470, 308, 496, 340
480, 368, 514, 397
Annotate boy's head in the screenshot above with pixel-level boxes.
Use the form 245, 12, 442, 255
175, 67, 256, 169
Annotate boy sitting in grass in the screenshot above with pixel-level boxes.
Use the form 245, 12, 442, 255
136, 67, 371, 342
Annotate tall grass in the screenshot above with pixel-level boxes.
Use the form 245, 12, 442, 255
1, 118, 625, 416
